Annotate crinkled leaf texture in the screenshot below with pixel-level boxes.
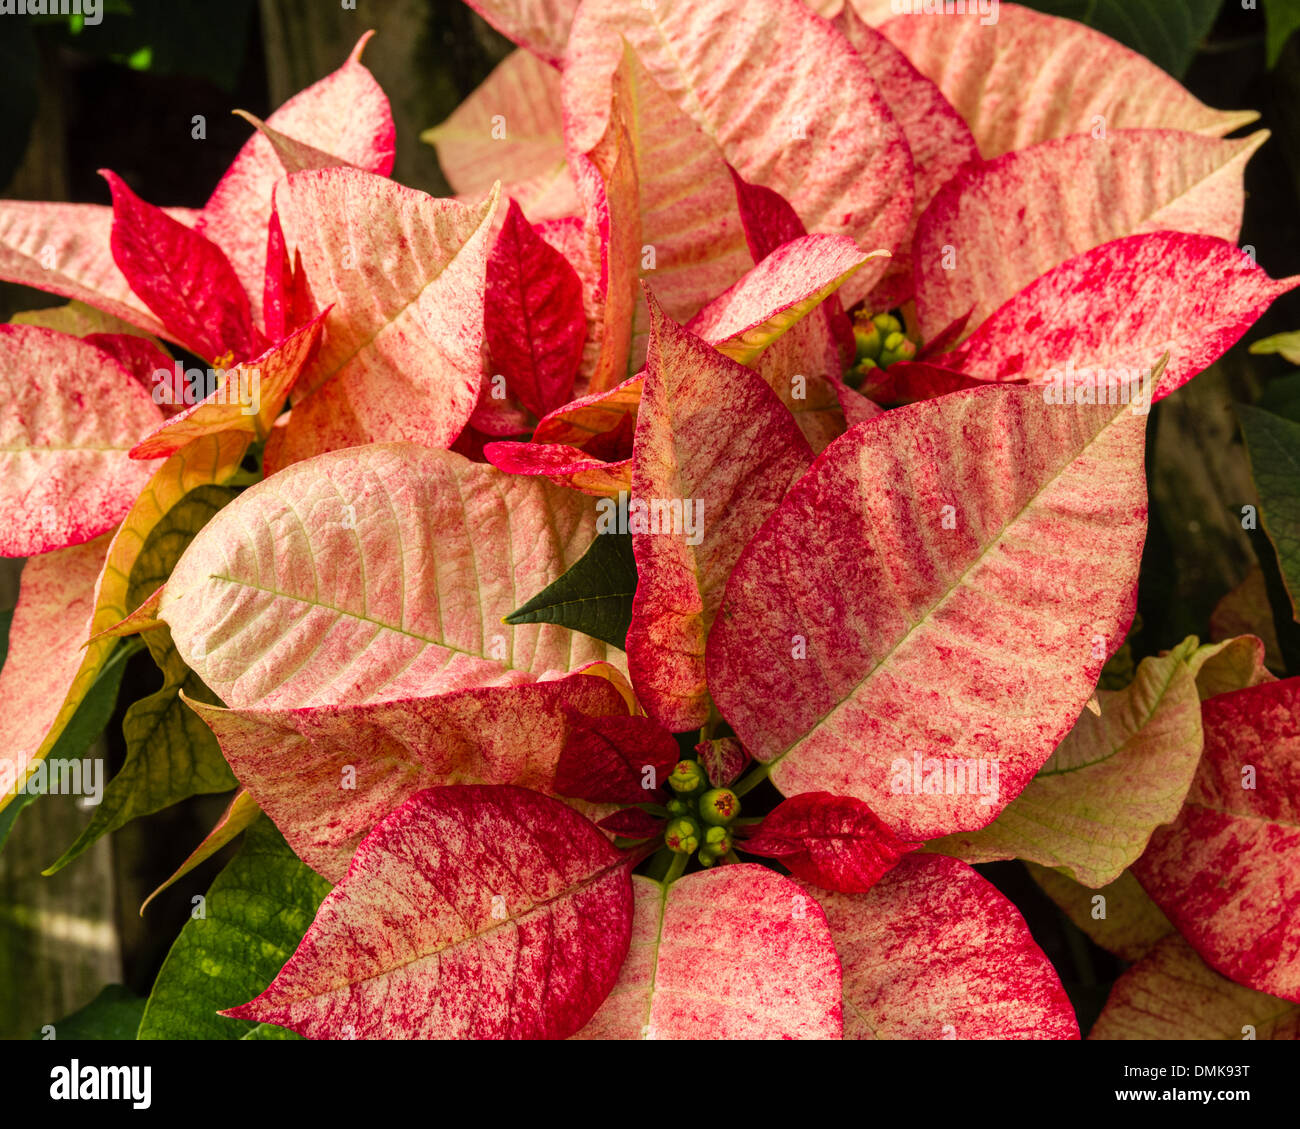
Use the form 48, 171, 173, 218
1132, 676, 1300, 1004
188, 671, 630, 881
626, 296, 813, 730
158, 444, 616, 710
881, 2, 1258, 160
810, 855, 1079, 1039
224, 786, 634, 1039
927, 645, 1204, 887
741, 792, 917, 894
0, 324, 164, 556
947, 233, 1297, 393
273, 171, 498, 465
575, 865, 843, 1039
1090, 934, 1299, 1041
831, 3, 977, 306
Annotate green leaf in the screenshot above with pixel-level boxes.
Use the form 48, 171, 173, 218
138, 817, 331, 1040
1237, 404, 1300, 619
1250, 329, 1300, 367
1, 636, 134, 857
45, 485, 239, 874
30, 985, 146, 1041
1021, 0, 1224, 77
1255, 371, 1300, 423
1264, 0, 1300, 66
504, 532, 637, 649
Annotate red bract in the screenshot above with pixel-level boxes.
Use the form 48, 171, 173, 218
485, 199, 585, 419
740, 792, 918, 894
553, 711, 680, 804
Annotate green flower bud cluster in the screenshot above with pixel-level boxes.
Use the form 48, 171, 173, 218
664, 760, 739, 867
849, 311, 917, 387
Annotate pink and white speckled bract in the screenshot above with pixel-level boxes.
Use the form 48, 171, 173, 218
158, 444, 616, 710
807, 855, 1080, 1039
564, 0, 912, 301
483, 440, 630, 497
197, 33, 394, 326
831, 3, 977, 308
272, 169, 498, 464
915, 131, 1265, 343
626, 297, 813, 731
224, 785, 634, 1039
881, 3, 1257, 160
463, 0, 578, 69
0, 536, 110, 804
0, 325, 164, 557
708, 385, 1152, 839
948, 233, 1299, 393
426, 49, 579, 225
1132, 677, 1300, 1004
575, 866, 843, 1039
1090, 934, 1300, 1040
189, 672, 631, 881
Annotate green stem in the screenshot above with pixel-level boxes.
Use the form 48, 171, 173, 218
732, 761, 770, 797
663, 852, 689, 885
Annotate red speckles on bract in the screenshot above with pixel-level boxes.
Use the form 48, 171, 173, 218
1132, 676, 1300, 1004
222, 785, 635, 1039
575, 866, 843, 1039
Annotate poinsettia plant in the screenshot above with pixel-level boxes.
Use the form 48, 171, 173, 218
2, 0, 1299, 1041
